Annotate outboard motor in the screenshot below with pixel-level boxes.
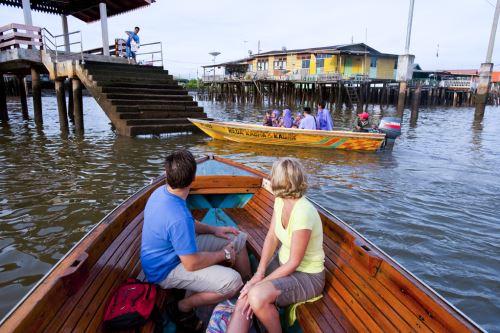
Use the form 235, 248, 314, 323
378, 117, 402, 140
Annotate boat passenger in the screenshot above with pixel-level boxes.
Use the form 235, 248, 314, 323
224, 158, 325, 333
316, 101, 334, 131
140, 149, 251, 332
279, 108, 293, 128
262, 111, 273, 126
271, 109, 281, 127
354, 111, 370, 132
292, 112, 302, 128
298, 107, 317, 130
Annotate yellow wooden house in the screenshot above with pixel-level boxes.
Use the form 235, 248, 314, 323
206, 43, 399, 81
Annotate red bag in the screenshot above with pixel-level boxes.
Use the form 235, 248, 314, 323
103, 278, 157, 330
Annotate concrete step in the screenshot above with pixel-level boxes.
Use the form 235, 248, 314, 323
97, 82, 183, 90
129, 123, 199, 136
111, 99, 198, 106
87, 70, 173, 80
90, 75, 175, 84
126, 118, 194, 126
119, 111, 207, 119
100, 86, 188, 95
115, 105, 204, 113
84, 62, 167, 73
105, 93, 193, 101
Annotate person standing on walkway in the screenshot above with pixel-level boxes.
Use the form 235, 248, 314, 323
316, 101, 333, 131
125, 27, 140, 64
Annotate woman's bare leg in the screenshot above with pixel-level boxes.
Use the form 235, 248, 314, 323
248, 281, 282, 333
227, 297, 252, 333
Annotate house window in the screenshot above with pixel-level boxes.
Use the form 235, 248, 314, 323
302, 59, 310, 68
273, 57, 286, 70
248, 64, 253, 72
370, 56, 377, 68
257, 59, 268, 71
394, 60, 398, 69
315, 54, 332, 68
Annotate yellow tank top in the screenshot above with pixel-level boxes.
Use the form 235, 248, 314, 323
274, 196, 325, 274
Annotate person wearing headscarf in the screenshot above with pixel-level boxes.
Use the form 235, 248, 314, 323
280, 109, 293, 128
271, 110, 281, 127
292, 112, 302, 128
316, 101, 333, 131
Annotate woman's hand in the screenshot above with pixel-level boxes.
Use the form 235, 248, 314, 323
239, 272, 264, 299
214, 226, 239, 240
239, 294, 254, 320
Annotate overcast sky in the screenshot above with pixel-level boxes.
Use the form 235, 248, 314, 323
1, 0, 499, 78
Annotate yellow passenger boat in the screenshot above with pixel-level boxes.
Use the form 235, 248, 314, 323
189, 118, 388, 152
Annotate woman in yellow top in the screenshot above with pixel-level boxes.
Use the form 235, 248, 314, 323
228, 158, 325, 333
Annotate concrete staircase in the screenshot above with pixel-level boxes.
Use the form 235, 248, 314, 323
76, 61, 206, 136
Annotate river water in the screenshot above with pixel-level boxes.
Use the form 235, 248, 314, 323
0, 95, 499, 331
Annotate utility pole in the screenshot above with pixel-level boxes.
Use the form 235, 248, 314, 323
397, 0, 416, 117
475, 0, 500, 119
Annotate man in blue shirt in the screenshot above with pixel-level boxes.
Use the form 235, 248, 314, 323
298, 107, 317, 130
316, 101, 334, 131
141, 150, 250, 331
125, 26, 140, 64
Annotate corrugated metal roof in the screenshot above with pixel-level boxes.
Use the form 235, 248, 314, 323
0, 0, 154, 23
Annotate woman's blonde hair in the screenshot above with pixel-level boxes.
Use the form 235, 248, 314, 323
271, 158, 308, 198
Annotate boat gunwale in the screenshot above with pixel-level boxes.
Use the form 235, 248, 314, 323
188, 118, 386, 140
307, 197, 486, 333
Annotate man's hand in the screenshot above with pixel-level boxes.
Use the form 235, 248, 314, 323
214, 226, 239, 240
222, 242, 236, 267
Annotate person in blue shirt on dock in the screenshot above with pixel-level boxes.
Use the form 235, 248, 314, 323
316, 101, 333, 131
298, 107, 317, 130
125, 26, 140, 64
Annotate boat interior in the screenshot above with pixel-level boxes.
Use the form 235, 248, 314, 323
0, 157, 481, 333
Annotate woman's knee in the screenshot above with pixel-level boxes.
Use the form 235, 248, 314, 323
248, 283, 277, 309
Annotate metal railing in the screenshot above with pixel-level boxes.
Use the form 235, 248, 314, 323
42, 28, 84, 63
201, 71, 368, 83
112, 39, 164, 67
0, 23, 42, 51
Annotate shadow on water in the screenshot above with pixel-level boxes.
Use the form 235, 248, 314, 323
0, 97, 499, 331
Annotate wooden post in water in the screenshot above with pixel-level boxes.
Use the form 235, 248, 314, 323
55, 78, 69, 133
72, 78, 84, 135
397, 81, 407, 117
31, 67, 43, 125
67, 79, 74, 123
410, 81, 421, 125
17, 75, 29, 120
0, 73, 8, 122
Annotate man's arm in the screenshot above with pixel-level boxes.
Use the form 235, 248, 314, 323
195, 220, 216, 234
179, 250, 225, 271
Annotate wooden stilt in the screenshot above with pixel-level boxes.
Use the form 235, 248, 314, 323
55, 78, 69, 133
397, 81, 407, 117
72, 78, 84, 135
31, 67, 43, 125
17, 75, 29, 120
0, 73, 8, 122
68, 78, 74, 122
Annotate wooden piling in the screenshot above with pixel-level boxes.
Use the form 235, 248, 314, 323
67, 78, 75, 123
397, 81, 407, 117
72, 78, 84, 135
410, 82, 422, 126
17, 75, 29, 120
31, 67, 43, 125
0, 73, 7, 122
55, 78, 69, 133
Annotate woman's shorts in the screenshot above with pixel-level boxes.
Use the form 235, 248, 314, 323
266, 254, 325, 307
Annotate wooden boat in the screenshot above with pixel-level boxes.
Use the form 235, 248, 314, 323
189, 118, 387, 152
0, 156, 484, 333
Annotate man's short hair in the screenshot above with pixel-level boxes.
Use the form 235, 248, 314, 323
165, 149, 196, 189
303, 107, 311, 114
319, 101, 326, 108
135, 26, 140, 31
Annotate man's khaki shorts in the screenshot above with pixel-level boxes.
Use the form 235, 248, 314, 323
158, 232, 247, 295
